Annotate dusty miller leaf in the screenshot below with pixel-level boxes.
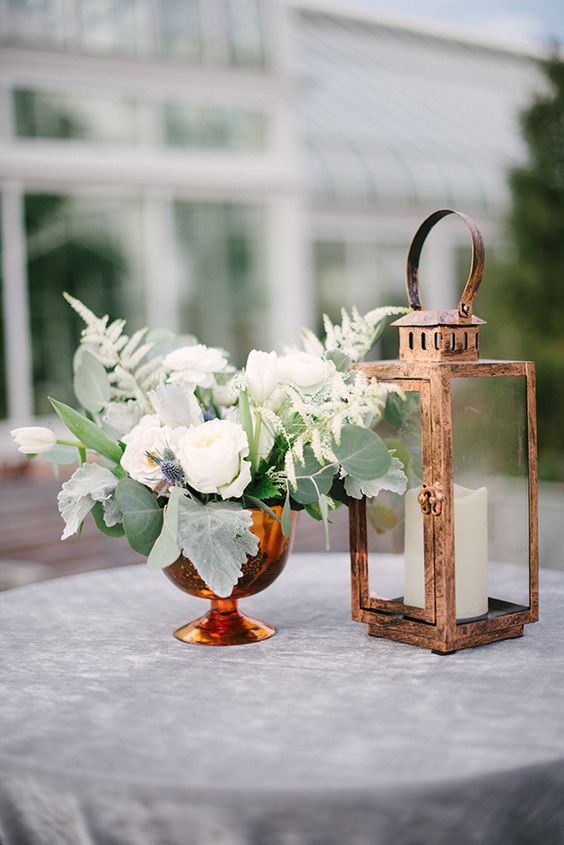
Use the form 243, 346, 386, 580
58, 463, 118, 540
177, 497, 259, 597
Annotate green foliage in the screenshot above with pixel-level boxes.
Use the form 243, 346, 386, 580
480, 57, 564, 480
245, 474, 280, 501
332, 425, 391, 481
91, 502, 125, 537
115, 479, 163, 556
73, 349, 111, 414
147, 489, 181, 570
49, 397, 123, 464
291, 447, 335, 504
281, 489, 292, 538
384, 393, 417, 431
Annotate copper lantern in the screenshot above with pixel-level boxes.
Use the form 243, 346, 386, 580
349, 209, 538, 653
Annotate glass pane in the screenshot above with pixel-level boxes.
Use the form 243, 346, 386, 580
25, 193, 145, 414
367, 389, 428, 610
79, 0, 149, 55
5, 0, 65, 46
157, 0, 201, 61
173, 202, 267, 365
163, 103, 267, 151
223, 0, 266, 68
451, 376, 530, 618
14, 89, 140, 145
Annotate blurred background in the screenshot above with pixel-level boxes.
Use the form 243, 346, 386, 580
0, 0, 563, 587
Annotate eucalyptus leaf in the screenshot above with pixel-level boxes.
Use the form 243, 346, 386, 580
92, 502, 125, 537
333, 425, 391, 481
291, 447, 335, 505
50, 397, 123, 464
384, 393, 417, 430
177, 497, 258, 597
147, 488, 182, 571
115, 479, 163, 557
73, 349, 111, 414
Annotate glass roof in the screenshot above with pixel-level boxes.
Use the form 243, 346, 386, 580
295, 10, 545, 210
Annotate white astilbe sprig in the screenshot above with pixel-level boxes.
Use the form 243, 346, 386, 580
64, 292, 164, 409
278, 370, 402, 478
322, 305, 409, 363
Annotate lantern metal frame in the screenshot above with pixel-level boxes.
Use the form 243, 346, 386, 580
349, 210, 538, 653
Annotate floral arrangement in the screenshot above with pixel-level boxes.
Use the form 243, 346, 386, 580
11, 294, 409, 596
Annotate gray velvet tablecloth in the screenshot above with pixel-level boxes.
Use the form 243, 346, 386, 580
1, 554, 564, 845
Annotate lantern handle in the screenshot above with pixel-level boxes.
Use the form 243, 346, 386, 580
406, 209, 485, 319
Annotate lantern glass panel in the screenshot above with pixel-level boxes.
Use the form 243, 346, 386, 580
451, 375, 530, 616
367, 388, 430, 610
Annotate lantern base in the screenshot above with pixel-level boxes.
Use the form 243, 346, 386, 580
367, 622, 525, 654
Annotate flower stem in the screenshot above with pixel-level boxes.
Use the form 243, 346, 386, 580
57, 438, 87, 449
251, 411, 262, 474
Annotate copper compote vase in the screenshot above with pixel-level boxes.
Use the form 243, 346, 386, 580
164, 506, 298, 646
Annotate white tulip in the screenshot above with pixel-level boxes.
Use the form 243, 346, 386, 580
10, 426, 57, 454
245, 349, 279, 404
176, 419, 251, 500
164, 344, 227, 389
277, 352, 334, 394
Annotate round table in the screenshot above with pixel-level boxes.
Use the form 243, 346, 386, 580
1, 554, 564, 845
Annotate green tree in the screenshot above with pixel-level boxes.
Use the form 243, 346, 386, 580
481, 57, 564, 481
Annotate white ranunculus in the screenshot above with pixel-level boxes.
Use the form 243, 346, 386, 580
277, 352, 334, 394
245, 349, 279, 404
213, 382, 238, 408
121, 415, 182, 490
164, 344, 228, 389
176, 419, 251, 500
10, 426, 56, 454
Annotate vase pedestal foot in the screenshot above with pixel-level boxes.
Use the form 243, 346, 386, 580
174, 598, 276, 646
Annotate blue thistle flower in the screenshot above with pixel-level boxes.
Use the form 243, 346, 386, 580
160, 460, 184, 485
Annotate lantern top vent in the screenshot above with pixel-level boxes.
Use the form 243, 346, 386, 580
393, 209, 486, 362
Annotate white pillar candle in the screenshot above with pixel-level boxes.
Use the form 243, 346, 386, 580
403, 484, 489, 621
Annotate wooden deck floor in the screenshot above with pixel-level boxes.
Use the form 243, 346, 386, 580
0, 471, 349, 591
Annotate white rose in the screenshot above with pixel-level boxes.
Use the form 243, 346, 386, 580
176, 419, 251, 499
164, 344, 227, 389
10, 426, 56, 454
121, 415, 180, 490
245, 349, 279, 404
277, 352, 334, 394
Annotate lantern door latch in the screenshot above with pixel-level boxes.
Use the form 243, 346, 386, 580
418, 482, 444, 516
